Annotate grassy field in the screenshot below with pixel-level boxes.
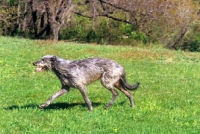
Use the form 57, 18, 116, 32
0, 36, 200, 133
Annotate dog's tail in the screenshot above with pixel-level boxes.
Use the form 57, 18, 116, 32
120, 73, 140, 90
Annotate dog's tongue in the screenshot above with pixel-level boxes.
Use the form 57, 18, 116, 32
36, 67, 42, 72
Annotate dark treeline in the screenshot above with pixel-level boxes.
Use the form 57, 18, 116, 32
0, 0, 200, 51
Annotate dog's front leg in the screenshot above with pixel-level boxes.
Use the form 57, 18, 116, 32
78, 87, 93, 111
39, 87, 69, 108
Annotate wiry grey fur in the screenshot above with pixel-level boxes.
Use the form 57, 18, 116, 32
33, 55, 140, 111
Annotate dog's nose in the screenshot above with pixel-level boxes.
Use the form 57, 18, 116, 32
33, 62, 36, 66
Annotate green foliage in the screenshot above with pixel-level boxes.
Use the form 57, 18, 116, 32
6, 0, 18, 6
130, 31, 149, 43
60, 17, 113, 44
182, 40, 200, 52
120, 23, 136, 34
120, 23, 148, 42
60, 17, 149, 46
0, 5, 18, 35
181, 24, 200, 52
1, 37, 200, 133
60, 17, 92, 41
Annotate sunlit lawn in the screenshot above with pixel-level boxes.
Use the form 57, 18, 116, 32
0, 36, 200, 133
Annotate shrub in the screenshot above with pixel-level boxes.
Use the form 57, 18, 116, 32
59, 17, 149, 46
182, 35, 200, 52
181, 23, 200, 52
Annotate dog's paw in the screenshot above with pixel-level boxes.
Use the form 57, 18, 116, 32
39, 103, 48, 108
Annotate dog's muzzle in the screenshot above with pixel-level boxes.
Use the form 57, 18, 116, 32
33, 62, 45, 72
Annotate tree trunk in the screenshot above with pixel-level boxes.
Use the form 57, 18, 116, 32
22, 1, 27, 31
50, 23, 60, 40
17, 0, 21, 30
45, 0, 73, 40
29, 0, 74, 40
166, 27, 188, 49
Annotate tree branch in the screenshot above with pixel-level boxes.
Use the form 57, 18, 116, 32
99, 14, 131, 24
73, 10, 131, 24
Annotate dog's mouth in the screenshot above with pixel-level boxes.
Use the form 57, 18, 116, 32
36, 66, 47, 72
33, 61, 48, 72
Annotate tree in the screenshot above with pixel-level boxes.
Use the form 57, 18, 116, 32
0, 4, 18, 35
0, 0, 199, 47
163, 0, 198, 49
29, 0, 74, 40
74, 0, 198, 48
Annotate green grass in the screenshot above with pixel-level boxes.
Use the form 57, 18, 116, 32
0, 36, 200, 133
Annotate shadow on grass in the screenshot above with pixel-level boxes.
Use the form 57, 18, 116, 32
5, 102, 102, 110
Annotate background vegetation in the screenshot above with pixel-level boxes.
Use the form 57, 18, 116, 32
0, 0, 199, 51
0, 36, 200, 133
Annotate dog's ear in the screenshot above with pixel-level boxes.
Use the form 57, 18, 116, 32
50, 56, 57, 62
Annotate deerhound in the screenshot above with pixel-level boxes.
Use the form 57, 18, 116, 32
33, 55, 140, 111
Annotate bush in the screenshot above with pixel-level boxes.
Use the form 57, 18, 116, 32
59, 17, 149, 46
181, 24, 200, 52
182, 35, 200, 52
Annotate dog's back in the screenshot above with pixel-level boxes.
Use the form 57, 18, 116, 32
53, 57, 124, 86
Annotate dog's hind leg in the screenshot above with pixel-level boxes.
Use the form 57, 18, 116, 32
39, 86, 69, 108
78, 87, 93, 111
101, 74, 119, 109
105, 86, 118, 109
114, 81, 134, 107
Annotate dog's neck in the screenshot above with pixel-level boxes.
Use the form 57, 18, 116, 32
51, 57, 72, 82
57, 57, 72, 64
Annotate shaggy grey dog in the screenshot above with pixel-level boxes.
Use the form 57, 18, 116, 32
33, 55, 140, 111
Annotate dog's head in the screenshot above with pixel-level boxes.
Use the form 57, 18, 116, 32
33, 55, 57, 72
